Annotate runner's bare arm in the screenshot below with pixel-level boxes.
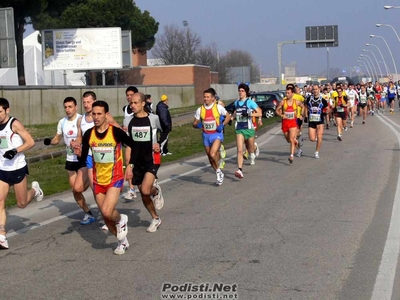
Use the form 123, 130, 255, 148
11, 120, 35, 152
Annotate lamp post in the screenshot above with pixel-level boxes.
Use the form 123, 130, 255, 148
357, 60, 372, 81
362, 49, 383, 81
366, 43, 390, 78
370, 34, 398, 81
359, 56, 376, 82
360, 53, 379, 81
376, 23, 400, 41
384, 5, 400, 10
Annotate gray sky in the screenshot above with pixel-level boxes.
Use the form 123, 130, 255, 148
135, 0, 400, 78
24, 0, 400, 78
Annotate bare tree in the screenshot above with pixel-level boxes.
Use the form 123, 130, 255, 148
218, 49, 260, 83
152, 24, 201, 65
196, 42, 219, 71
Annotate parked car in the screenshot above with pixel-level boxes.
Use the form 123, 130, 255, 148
225, 92, 280, 119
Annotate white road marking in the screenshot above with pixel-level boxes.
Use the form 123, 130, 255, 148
371, 115, 400, 300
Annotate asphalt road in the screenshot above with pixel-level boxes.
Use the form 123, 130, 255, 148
2, 111, 400, 300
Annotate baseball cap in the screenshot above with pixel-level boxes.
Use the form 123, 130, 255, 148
161, 94, 168, 101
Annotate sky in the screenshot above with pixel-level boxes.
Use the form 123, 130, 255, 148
24, 0, 400, 78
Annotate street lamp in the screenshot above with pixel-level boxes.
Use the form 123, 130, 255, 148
366, 43, 390, 78
357, 60, 372, 80
359, 56, 376, 82
362, 51, 382, 81
360, 49, 379, 81
376, 24, 400, 41
370, 34, 398, 81
384, 5, 400, 9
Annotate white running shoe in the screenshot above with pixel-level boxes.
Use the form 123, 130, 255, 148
254, 142, 260, 157
147, 218, 162, 233
114, 237, 129, 255
0, 236, 9, 249
250, 153, 255, 165
152, 182, 164, 210
116, 214, 128, 241
235, 169, 244, 179
216, 171, 224, 186
314, 151, 320, 159
32, 181, 44, 202
220, 144, 226, 159
296, 149, 303, 157
101, 224, 109, 231
123, 189, 137, 200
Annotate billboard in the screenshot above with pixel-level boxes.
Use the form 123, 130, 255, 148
0, 7, 16, 68
42, 27, 122, 71
305, 25, 338, 48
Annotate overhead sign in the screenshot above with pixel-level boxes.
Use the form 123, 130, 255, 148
305, 25, 338, 48
121, 30, 132, 69
42, 27, 122, 71
0, 7, 16, 68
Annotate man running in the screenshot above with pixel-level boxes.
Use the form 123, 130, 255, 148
124, 93, 165, 233
193, 88, 231, 185
305, 85, 328, 158
0, 98, 43, 249
276, 85, 304, 163
358, 85, 368, 124
232, 83, 262, 178
75, 101, 136, 255
333, 87, 350, 141
44, 97, 94, 225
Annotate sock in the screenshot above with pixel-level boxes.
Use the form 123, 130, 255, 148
239, 168, 242, 171
87, 210, 93, 216
216, 168, 221, 173
130, 187, 135, 192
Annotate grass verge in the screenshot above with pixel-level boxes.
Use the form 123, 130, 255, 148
8, 116, 278, 208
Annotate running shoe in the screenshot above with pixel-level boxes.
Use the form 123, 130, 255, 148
101, 224, 109, 231
337, 135, 342, 141
123, 189, 137, 200
116, 214, 128, 241
0, 236, 9, 249
254, 142, 260, 157
220, 144, 226, 159
152, 182, 164, 210
219, 159, 225, 169
288, 155, 294, 164
314, 152, 320, 159
216, 171, 224, 186
80, 213, 96, 225
235, 169, 244, 179
296, 149, 303, 157
147, 218, 162, 233
344, 127, 348, 132
114, 237, 129, 255
362, 120, 365, 124
243, 150, 249, 160
250, 153, 255, 165
32, 181, 44, 202
162, 152, 173, 156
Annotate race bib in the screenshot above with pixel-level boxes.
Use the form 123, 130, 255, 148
0, 136, 8, 149
284, 112, 295, 119
236, 114, 248, 122
203, 120, 217, 131
131, 126, 151, 142
360, 96, 367, 104
337, 107, 344, 112
66, 146, 74, 155
309, 114, 321, 122
92, 146, 114, 163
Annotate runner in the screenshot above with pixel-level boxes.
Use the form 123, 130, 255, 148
232, 83, 262, 178
75, 101, 136, 255
275, 85, 304, 163
193, 88, 231, 185
0, 98, 43, 249
387, 81, 396, 114
44, 97, 94, 225
332, 87, 350, 141
347, 83, 359, 128
358, 85, 368, 124
124, 92, 165, 233
305, 85, 329, 158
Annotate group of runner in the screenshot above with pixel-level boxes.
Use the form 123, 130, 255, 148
0, 88, 165, 255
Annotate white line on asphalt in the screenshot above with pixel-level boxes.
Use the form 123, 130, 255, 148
371, 115, 400, 300
8, 126, 282, 238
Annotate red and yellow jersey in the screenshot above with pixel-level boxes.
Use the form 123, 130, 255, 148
89, 125, 124, 186
200, 103, 220, 134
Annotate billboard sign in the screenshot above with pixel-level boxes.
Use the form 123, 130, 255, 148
305, 25, 338, 48
42, 27, 122, 70
0, 7, 16, 68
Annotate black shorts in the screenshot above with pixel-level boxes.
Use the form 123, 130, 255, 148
359, 103, 367, 108
65, 161, 84, 172
388, 97, 395, 104
308, 121, 324, 129
336, 112, 346, 120
132, 164, 159, 186
0, 165, 29, 186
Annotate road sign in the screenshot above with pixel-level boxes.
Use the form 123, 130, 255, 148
0, 7, 16, 68
305, 25, 338, 48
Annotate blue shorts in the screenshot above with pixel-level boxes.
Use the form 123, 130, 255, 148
202, 132, 224, 147
86, 155, 93, 169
